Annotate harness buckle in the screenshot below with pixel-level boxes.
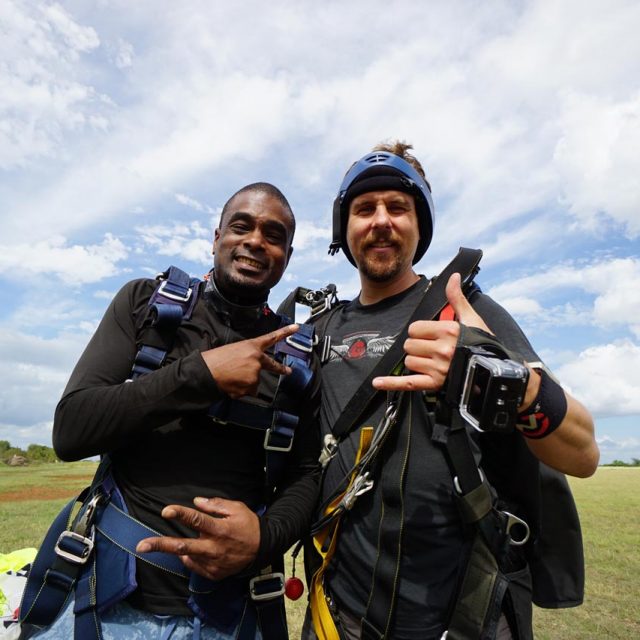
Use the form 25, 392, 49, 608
157, 279, 192, 303
285, 333, 314, 353
453, 468, 485, 495
502, 511, 530, 546
249, 572, 285, 601
343, 471, 374, 510
54, 530, 95, 565
264, 411, 296, 452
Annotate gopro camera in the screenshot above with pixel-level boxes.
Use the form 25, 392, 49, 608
446, 345, 529, 433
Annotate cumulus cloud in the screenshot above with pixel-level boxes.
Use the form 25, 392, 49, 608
175, 193, 218, 215
488, 257, 640, 336
0, 327, 91, 432
0, 234, 128, 284
553, 91, 640, 236
0, 0, 107, 169
556, 340, 640, 416
3, 0, 639, 247
0, 421, 54, 451
135, 222, 212, 265
596, 435, 640, 465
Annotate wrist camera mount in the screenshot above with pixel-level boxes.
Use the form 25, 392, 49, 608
445, 345, 529, 433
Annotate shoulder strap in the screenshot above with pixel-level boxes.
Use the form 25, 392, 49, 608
130, 266, 201, 379
331, 247, 482, 440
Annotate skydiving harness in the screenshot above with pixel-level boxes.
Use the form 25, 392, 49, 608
20, 266, 315, 640
285, 248, 540, 640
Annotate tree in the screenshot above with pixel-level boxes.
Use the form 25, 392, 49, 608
27, 444, 59, 463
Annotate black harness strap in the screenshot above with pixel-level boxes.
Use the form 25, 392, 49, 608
361, 394, 413, 640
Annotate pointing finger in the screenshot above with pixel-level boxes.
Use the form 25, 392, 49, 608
372, 373, 438, 392
253, 324, 299, 351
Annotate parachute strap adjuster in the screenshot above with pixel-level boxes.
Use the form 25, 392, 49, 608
156, 279, 192, 303
249, 572, 285, 601
54, 531, 94, 565
453, 468, 484, 495
264, 410, 297, 452
53, 491, 102, 565
286, 333, 314, 353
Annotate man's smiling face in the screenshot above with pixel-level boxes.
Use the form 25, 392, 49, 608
213, 190, 294, 300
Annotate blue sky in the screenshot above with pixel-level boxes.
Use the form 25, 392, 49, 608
0, 0, 638, 464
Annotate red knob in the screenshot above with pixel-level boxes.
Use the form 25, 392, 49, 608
285, 576, 304, 600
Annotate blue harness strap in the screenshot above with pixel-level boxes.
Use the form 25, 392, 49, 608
130, 266, 201, 379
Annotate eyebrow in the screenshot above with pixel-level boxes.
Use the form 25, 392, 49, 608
352, 194, 411, 206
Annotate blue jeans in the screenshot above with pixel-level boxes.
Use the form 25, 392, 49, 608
25, 597, 262, 640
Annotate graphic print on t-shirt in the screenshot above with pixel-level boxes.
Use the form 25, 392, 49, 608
328, 331, 397, 362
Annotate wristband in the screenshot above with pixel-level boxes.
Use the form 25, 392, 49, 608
516, 369, 567, 439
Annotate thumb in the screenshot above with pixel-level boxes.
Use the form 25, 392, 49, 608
445, 273, 491, 333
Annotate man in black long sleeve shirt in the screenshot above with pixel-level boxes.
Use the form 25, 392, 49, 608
33, 182, 320, 640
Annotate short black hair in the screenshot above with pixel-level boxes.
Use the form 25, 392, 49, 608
218, 182, 295, 235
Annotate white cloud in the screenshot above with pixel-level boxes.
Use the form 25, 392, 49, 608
488, 258, 640, 336
41, 3, 100, 54
553, 91, 640, 236
136, 222, 212, 265
292, 221, 331, 251
0, 0, 107, 169
0, 234, 128, 284
596, 435, 640, 465
0, 421, 54, 450
556, 340, 640, 416
113, 37, 134, 69
175, 193, 218, 215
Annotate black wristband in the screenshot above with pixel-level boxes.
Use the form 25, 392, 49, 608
517, 369, 567, 439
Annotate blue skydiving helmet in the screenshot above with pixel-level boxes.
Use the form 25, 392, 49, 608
328, 151, 435, 266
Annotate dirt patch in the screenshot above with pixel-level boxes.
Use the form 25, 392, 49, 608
46, 475, 95, 482
0, 486, 81, 502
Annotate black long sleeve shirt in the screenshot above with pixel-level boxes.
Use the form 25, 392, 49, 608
53, 276, 321, 614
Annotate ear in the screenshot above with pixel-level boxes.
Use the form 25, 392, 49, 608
285, 245, 293, 267
212, 228, 221, 255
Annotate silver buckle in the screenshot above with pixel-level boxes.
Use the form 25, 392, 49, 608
54, 530, 94, 565
285, 334, 313, 353
249, 572, 285, 601
264, 426, 294, 452
157, 279, 192, 302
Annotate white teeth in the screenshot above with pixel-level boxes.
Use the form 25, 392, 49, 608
237, 256, 263, 269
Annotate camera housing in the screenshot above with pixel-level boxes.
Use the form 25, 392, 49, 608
447, 345, 530, 433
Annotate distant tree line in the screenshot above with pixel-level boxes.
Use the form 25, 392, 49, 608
602, 458, 640, 467
0, 440, 60, 464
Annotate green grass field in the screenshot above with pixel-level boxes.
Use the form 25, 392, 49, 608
1, 463, 638, 638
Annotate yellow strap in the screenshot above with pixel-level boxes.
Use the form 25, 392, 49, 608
310, 426, 374, 640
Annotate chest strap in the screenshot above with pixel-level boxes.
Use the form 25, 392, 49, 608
207, 322, 315, 493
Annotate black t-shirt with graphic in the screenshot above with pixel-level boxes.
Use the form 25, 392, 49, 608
318, 276, 538, 639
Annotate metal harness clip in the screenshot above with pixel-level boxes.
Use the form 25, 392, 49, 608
502, 511, 530, 546
343, 472, 374, 510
